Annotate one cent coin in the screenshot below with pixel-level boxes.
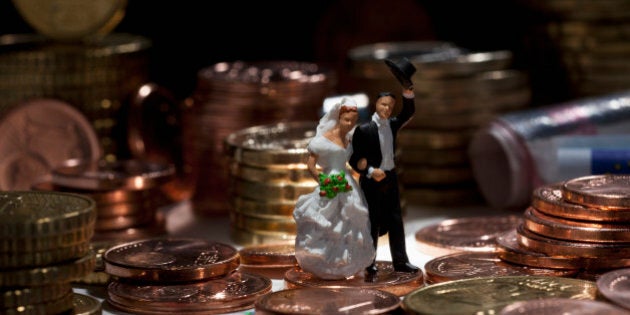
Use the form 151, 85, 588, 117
103, 237, 240, 282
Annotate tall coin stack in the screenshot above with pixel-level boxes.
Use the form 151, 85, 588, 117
182, 61, 336, 216
224, 121, 318, 246
497, 174, 630, 279
32, 159, 176, 284
0, 191, 97, 314
522, 0, 630, 98
348, 41, 533, 206
4, 0, 151, 162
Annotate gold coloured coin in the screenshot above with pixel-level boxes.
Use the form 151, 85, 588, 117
284, 261, 424, 297
72, 292, 102, 315
255, 287, 401, 315
402, 275, 597, 315
0, 283, 72, 308
0, 251, 95, 287
12, 0, 127, 42
499, 298, 629, 315
103, 237, 240, 282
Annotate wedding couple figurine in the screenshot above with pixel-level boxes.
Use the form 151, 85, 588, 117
293, 58, 419, 280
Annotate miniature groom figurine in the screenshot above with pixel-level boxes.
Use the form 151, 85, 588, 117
349, 57, 419, 277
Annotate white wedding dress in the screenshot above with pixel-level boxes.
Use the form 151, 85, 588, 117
293, 135, 375, 280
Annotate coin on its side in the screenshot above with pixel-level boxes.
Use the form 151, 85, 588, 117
0, 98, 102, 191
12, 0, 127, 42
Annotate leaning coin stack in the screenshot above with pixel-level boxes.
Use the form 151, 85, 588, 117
103, 237, 272, 314
348, 41, 533, 206
224, 121, 318, 246
522, 0, 630, 98
0, 191, 97, 314
4, 0, 152, 162
497, 174, 630, 278
31, 158, 176, 284
182, 61, 336, 216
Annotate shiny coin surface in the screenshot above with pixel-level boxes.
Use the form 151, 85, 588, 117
12, 0, 127, 41
562, 174, 630, 209
414, 214, 522, 256
0, 98, 102, 190
595, 268, 630, 310
72, 292, 102, 315
52, 159, 175, 191
284, 261, 424, 297
238, 242, 297, 268
255, 287, 401, 315
499, 298, 630, 315
402, 275, 597, 315
107, 271, 272, 314
424, 251, 577, 284
103, 237, 239, 282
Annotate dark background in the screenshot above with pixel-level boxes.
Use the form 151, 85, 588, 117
0, 0, 566, 104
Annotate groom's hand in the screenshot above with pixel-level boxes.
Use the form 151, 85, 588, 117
372, 169, 386, 182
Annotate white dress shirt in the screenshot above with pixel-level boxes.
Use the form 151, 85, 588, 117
368, 113, 395, 177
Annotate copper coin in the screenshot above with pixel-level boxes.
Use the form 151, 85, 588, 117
414, 214, 522, 256
424, 251, 577, 284
103, 237, 239, 282
0, 98, 101, 190
532, 183, 630, 222
496, 229, 630, 270
238, 242, 296, 268
107, 271, 272, 314
516, 224, 630, 258
499, 298, 629, 315
284, 261, 424, 297
562, 174, 630, 209
524, 206, 630, 242
596, 268, 630, 310
255, 287, 401, 315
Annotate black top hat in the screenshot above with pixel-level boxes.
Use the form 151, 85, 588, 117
384, 57, 416, 89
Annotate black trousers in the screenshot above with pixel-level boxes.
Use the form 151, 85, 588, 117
360, 170, 410, 265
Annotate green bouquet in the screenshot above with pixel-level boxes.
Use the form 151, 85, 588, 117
318, 171, 352, 199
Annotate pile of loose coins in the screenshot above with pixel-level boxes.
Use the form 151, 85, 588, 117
0, 191, 100, 314
103, 237, 272, 314
223, 121, 318, 246
497, 174, 630, 278
32, 158, 176, 285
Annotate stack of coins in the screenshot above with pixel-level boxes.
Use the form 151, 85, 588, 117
182, 61, 336, 216
237, 242, 297, 279
103, 237, 272, 314
3, 0, 152, 162
0, 33, 151, 163
522, 0, 630, 98
348, 41, 532, 206
0, 191, 97, 314
497, 174, 630, 278
31, 158, 176, 284
224, 121, 318, 246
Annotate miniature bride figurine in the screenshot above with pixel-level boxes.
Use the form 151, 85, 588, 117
293, 96, 375, 280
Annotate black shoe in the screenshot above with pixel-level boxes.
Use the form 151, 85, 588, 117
365, 263, 378, 275
394, 262, 419, 273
